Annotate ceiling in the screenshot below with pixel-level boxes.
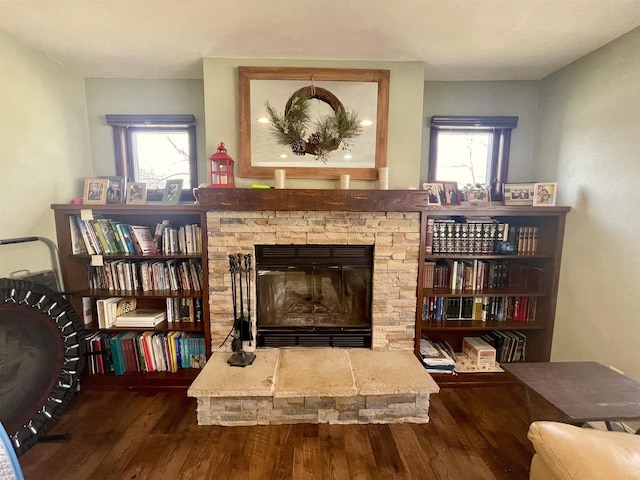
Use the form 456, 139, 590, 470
1, 0, 640, 81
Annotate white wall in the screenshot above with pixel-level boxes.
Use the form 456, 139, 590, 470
202, 59, 425, 189
534, 27, 640, 380
85, 78, 206, 184
421, 81, 540, 184
0, 31, 92, 278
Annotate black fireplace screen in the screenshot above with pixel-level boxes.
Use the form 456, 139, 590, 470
255, 245, 373, 347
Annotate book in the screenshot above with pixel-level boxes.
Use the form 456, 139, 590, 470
74, 216, 97, 254
115, 308, 166, 327
130, 225, 156, 254
69, 216, 88, 254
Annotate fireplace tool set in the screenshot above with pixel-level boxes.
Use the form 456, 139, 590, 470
226, 253, 256, 367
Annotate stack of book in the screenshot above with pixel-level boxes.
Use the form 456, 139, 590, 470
115, 308, 166, 328
419, 339, 456, 374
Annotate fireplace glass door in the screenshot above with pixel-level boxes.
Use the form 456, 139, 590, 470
256, 245, 373, 347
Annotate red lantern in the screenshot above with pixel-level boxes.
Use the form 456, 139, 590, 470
209, 142, 235, 188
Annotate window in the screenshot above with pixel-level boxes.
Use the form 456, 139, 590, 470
428, 116, 518, 201
106, 114, 197, 202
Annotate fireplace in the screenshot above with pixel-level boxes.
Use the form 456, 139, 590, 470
255, 245, 373, 348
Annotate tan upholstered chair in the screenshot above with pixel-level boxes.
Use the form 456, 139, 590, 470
527, 421, 640, 480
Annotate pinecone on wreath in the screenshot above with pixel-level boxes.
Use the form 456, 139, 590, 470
292, 139, 306, 155
307, 133, 320, 145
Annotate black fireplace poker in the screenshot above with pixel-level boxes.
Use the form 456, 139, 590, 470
227, 253, 256, 368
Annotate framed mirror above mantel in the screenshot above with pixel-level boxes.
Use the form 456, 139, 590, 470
238, 66, 390, 179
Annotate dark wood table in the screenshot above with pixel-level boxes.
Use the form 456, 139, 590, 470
503, 361, 640, 431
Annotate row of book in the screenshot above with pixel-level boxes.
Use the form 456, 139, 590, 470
69, 215, 202, 256
423, 260, 543, 291
425, 217, 540, 255
88, 258, 203, 292
480, 330, 527, 363
85, 331, 207, 375
422, 295, 537, 322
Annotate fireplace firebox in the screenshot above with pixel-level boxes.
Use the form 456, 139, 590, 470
255, 245, 373, 348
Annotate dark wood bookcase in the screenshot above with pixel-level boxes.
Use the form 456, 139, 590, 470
52, 204, 210, 389
415, 205, 570, 387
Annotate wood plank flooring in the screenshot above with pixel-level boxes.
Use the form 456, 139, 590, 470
18, 385, 534, 480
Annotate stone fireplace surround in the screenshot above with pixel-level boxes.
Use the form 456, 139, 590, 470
207, 208, 420, 352
189, 189, 439, 426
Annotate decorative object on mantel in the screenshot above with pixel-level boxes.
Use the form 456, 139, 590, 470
274, 169, 286, 189
378, 167, 389, 190
339, 174, 351, 190
209, 142, 235, 188
265, 82, 362, 163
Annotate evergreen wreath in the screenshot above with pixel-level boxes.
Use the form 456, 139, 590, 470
265, 86, 362, 163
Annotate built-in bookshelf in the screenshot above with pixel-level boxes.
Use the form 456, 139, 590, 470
52, 204, 210, 389
416, 205, 569, 386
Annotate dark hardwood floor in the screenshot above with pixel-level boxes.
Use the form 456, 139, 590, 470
18, 385, 534, 480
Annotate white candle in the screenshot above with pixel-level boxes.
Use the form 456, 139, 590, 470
339, 174, 351, 189
378, 167, 389, 190
274, 169, 286, 189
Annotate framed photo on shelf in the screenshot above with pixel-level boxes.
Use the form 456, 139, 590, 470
421, 183, 442, 205
100, 176, 126, 204
440, 181, 460, 205
503, 183, 535, 206
162, 179, 183, 204
82, 178, 109, 205
533, 182, 558, 206
126, 182, 147, 205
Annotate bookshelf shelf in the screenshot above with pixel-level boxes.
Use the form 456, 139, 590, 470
421, 319, 546, 331
82, 289, 205, 299
417, 206, 568, 369
52, 204, 211, 390
422, 288, 548, 297
83, 320, 205, 334
80, 368, 201, 390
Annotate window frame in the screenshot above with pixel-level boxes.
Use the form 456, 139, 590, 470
106, 114, 198, 202
428, 115, 518, 201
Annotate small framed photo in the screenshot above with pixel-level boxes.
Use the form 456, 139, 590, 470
463, 184, 491, 204
422, 183, 442, 205
126, 182, 147, 205
440, 181, 460, 205
83, 178, 109, 204
100, 176, 126, 204
533, 182, 557, 206
503, 183, 535, 206
162, 179, 183, 204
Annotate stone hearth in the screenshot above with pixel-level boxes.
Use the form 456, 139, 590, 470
187, 348, 439, 426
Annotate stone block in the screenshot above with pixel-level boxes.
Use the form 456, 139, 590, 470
305, 396, 336, 410
335, 395, 366, 411
318, 409, 340, 423
273, 397, 305, 409
366, 394, 416, 409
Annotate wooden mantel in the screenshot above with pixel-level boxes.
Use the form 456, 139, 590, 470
196, 188, 570, 215
197, 188, 430, 212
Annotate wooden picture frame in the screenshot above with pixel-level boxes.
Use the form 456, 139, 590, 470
533, 182, 557, 206
238, 66, 390, 180
421, 183, 442, 205
503, 183, 535, 206
83, 178, 108, 205
126, 182, 147, 205
162, 179, 183, 204
100, 176, 126, 204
